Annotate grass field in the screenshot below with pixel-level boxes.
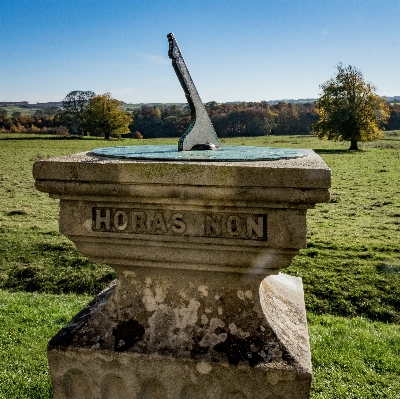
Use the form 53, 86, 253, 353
0, 106, 43, 117
0, 132, 399, 398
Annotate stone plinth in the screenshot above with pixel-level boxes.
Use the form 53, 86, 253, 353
33, 149, 330, 399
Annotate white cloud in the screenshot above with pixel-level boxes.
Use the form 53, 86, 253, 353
138, 51, 170, 65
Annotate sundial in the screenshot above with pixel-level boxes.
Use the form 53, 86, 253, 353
34, 33, 331, 399
91, 33, 307, 162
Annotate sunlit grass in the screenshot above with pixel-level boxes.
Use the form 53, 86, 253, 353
0, 290, 90, 399
309, 313, 400, 399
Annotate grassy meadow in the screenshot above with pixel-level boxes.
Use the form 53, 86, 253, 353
0, 106, 42, 117
0, 132, 399, 398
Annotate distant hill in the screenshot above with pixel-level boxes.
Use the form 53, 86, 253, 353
2, 96, 399, 114
122, 103, 187, 111
268, 98, 317, 105
0, 101, 63, 109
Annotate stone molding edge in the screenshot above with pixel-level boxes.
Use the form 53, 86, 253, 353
71, 235, 298, 274
35, 181, 330, 205
32, 150, 331, 189
53, 195, 318, 209
66, 232, 300, 248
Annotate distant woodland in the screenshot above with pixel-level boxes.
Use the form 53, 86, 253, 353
1, 100, 400, 137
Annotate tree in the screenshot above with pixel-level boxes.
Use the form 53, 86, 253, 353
313, 64, 389, 150
386, 104, 400, 131
130, 105, 165, 138
59, 90, 95, 135
83, 93, 131, 139
11, 111, 22, 122
0, 108, 8, 119
271, 102, 300, 135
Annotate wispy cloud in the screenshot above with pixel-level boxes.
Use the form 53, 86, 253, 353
138, 51, 170, 66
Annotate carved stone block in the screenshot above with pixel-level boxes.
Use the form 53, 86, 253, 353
33, 151, 330, 398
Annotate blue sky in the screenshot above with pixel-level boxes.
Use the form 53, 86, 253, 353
0, 0, 399, 104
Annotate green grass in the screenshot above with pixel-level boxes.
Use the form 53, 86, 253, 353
0, 106, 43, 117
308, 313, 400, 399
0, 290, 398, 399
0, 290, 89, 399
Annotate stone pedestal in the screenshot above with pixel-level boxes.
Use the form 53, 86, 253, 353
33, 149, 330, 399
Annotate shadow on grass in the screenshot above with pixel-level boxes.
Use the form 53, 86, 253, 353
313, 149, 356, 154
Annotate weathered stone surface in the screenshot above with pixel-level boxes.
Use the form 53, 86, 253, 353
33, 149, 330, 399
48, 274, 311, 399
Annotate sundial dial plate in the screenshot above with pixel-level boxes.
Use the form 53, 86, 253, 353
90, 145, 308, 162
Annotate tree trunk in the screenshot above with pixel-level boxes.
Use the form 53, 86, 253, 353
349, 139, 359, 150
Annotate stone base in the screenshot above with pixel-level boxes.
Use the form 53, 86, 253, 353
47, 273, 312, 399
49, 350, 311, 399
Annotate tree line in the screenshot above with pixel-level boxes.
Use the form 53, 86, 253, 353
1, 88, 399, 140
0, 91, 132, 139
130, 100, 321, 139
0, 97, 323, 138
0, 106, 65, 135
